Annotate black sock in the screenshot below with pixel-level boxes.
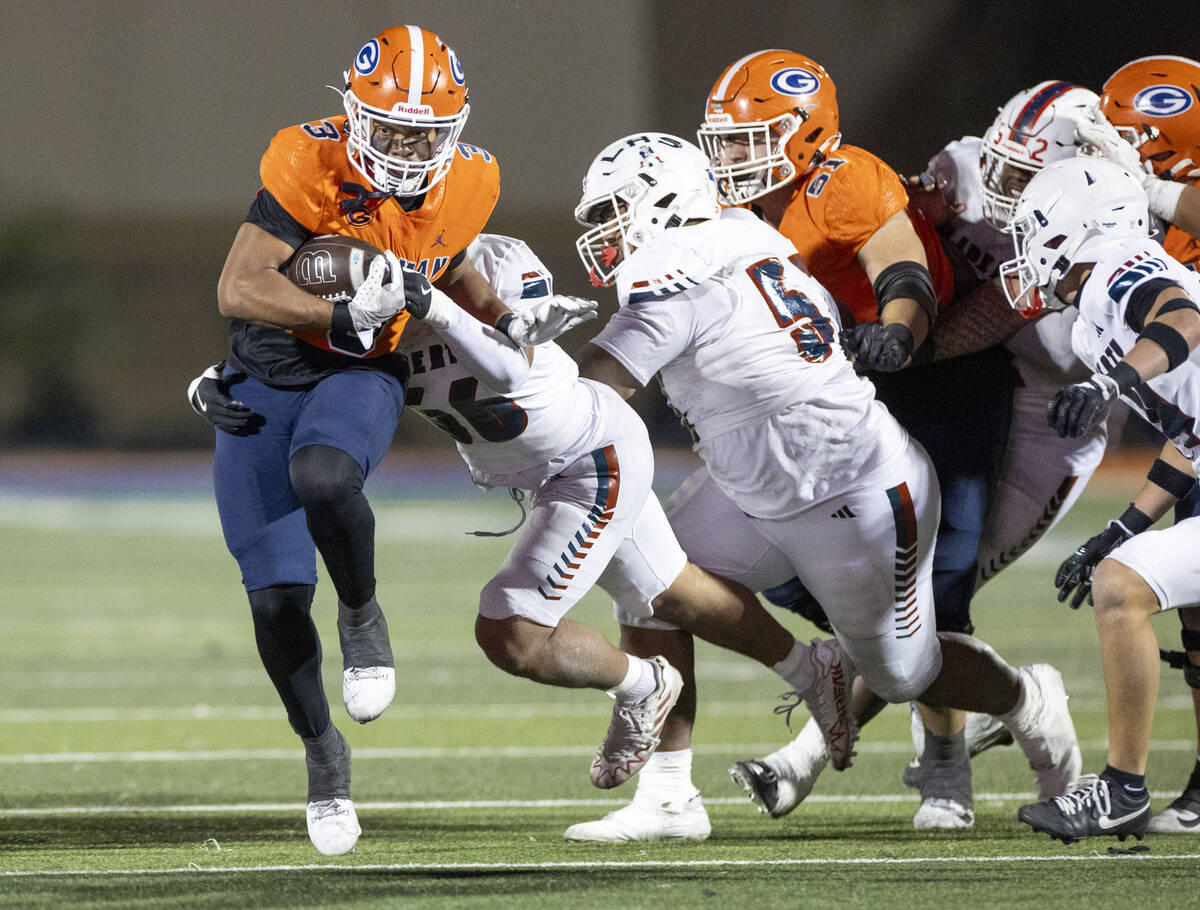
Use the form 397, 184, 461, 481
922, 728, 968, 764
1186, 755, 1200, 792
1102, 764, 1147, 795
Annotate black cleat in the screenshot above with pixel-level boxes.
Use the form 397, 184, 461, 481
1018, 773, 1150, 844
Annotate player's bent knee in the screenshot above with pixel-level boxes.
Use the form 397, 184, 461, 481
1092, 559, 1160, 619
474, 613, 545, 677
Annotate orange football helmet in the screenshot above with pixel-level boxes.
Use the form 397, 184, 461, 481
342, 25, 470, 196
698, 50, 841, 205
1099, 55, 1200, 182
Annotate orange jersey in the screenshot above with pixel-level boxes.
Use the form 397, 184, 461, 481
1165, 223, 1200, 271
775, 144, 954, 324
259, 116, 500, 357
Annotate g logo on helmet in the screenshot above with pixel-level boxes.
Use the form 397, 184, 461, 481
1133, 84, 1193, 117
770, 67, 820, 97
354, 39, 380, 76
448, 47, 465, 86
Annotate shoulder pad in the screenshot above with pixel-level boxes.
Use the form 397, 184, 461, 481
617, 232, 722, 306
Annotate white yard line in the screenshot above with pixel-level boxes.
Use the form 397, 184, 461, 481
4, 854, 1197, 877
0, 791, 1187, 816
1, 739, 1196, 765
1, 695, 1193, 722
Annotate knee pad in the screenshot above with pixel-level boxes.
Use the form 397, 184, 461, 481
289, 445, 363, 508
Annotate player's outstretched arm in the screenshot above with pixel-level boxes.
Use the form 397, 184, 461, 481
1055, 441, 1195, 608
576, 344, 641, 401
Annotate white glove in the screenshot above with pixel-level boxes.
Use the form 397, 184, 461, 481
501, 295, 600, 347
347, 251, 406, 333
1075, 105, 1186, 222
1075, 105, 1150, 181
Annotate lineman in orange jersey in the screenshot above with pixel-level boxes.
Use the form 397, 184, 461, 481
691, 51, 1034, 828
1073, 54, 1200, 835
196, 25, 592, 856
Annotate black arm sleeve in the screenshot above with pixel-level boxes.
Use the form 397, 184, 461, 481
1124, 277, 1185, 332
245, 189, 312, 250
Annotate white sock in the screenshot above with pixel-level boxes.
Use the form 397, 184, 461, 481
608, 654, 657, 704
769, 715, 827, 776
772, 639, 812, 691
635, 749, 698, 801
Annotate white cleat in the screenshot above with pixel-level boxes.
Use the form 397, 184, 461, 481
1147, 789, 1200, 834
777, 638, 857, 771
729, 716, 828, 818
590, 656, 683, 789
563, 793, 710, 842
306, 798, 361, 855
1001, 664, 1083, 800
913, 798, 975, 830
343, 666, 396, 724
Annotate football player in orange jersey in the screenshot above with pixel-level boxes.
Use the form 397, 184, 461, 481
196, 25, 592, 856
1071, 54, 1200, 835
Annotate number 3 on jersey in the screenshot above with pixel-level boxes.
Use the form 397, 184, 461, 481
746, 257, 834, 362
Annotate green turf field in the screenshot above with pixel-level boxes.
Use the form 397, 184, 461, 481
2, 456, 1199, 908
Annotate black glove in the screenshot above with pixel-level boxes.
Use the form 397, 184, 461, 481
399, 266, 434, 319
841, 322, 913, 372
1054, 504, 1152, 608
1047, 373, 1120, 438
187, 362, 264, 436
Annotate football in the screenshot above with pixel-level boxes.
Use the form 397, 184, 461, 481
282, 234, 388, 303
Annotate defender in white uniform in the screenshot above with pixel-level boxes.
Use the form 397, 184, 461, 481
1001, 156, 1200, 843
570, 133, 1082, 840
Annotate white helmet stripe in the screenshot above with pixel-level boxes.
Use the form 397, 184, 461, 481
406, 24, 424, 106
713, 50, 766, 99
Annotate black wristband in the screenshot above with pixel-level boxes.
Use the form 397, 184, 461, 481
495, 312, 517, 342
1140, 321, 1193, 371
1106, 360, 1142, 396
1115, 502, 1154, 536
883, 322, 915, 355
331, 302, 356, 336
1148, 456, 1198, 499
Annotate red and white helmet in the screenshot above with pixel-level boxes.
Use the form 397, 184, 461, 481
980, 81, 1098, 229
1099, 55, 1200, 182
697, 50, 840, 205
342, 25, 470, 196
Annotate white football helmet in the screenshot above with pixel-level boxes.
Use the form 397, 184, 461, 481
575, 133, 719, 287
981, 81, 1099, 229
1000, 157, 1149, 317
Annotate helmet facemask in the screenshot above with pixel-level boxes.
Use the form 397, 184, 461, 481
698, 112, 801, 205
343, 90, 468, 196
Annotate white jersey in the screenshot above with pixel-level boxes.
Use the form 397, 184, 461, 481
1071, 236, 1200, 472
400, 235, 606, 491
928, 137, 1088, 383
590, 208, 907, 518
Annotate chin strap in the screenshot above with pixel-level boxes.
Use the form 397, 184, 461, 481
466, 488, 527, 538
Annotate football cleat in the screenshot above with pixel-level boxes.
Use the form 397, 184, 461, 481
338, 600, 396, 724
729, 716, 828, 818
903, 707, 1015, 788
913, 747, 974, 830
1147, 788, 1200, 834
775, 638, 858, 771
563, 792, 711, 842
1018, 774, 1150, 844
342, 666, 396, 724
1000, 664, 1083, 800
590, 656, 683, 789
306, 798, 362, 855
